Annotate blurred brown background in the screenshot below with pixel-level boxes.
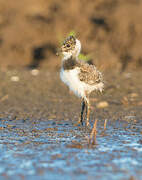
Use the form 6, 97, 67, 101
0, 0, 142, 71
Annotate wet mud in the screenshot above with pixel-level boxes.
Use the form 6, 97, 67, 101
0, 69, 142, 180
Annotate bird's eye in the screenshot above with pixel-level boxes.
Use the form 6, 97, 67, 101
66, 44, 70, 48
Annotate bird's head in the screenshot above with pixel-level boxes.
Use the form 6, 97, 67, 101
60, 36, 81, 59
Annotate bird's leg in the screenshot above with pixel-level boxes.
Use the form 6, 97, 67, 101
86, 97, 91, 127
80, 99, 86, 125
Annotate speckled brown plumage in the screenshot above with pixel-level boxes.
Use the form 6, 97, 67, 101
78, 61, 103, 85
63, 56, 103, 85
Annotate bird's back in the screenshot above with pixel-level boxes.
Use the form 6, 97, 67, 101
77, 60, 103, 86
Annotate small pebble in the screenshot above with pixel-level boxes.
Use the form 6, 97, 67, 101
11, 76, 19, 82
130, 93, 138, 98
31, 69, 39, 76
124, 73, 131, 78
97, 101, 109, 108
124, 116, 136, 120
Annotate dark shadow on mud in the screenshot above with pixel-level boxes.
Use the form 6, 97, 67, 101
91, 17, 110, 32
28, 43, 56, 69
120, 53, 132, 72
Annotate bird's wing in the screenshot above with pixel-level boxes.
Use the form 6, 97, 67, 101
77, 61, 103, 85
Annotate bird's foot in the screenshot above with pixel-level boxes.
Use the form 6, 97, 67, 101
74, 120, 83, 127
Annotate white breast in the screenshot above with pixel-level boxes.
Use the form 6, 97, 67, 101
60, 68, 104, 99
60, 68, 86, 98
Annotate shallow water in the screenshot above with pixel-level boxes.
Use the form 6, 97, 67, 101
0, 118, 142, 180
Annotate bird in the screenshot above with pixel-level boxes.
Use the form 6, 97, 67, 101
59, 35, 104, 127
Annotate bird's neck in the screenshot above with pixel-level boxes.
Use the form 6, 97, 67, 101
62, 52, 72, 61
75, 39, 81, 58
